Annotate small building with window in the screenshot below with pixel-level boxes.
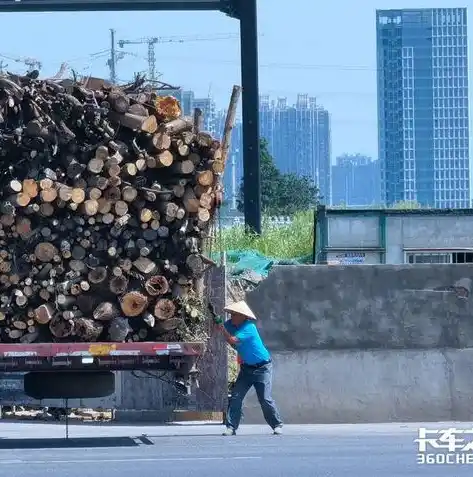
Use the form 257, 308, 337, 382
314, 206, 473, 265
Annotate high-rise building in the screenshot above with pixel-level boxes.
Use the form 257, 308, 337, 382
331, 155, 381, 206
376, 8, 470, 208
193, 97, 218, 135
314, 105, 332, 205
259, 95, 332, 204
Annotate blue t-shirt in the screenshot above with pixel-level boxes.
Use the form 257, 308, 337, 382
224, 320, 270, 365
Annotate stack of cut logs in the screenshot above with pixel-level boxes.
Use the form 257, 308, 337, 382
0, 73, 224, 344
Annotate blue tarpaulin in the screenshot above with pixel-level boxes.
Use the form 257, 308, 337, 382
212, 250, 312, 277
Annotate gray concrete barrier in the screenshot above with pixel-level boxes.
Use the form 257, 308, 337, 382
240, 264, 473, 423
243, 348, 473, 424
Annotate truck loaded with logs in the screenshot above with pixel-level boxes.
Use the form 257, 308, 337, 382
0, 71, 239, 402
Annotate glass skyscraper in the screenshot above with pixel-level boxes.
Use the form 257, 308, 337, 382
376, 8, 469, 208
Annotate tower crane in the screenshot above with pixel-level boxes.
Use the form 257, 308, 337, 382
0, 54, 42, 74
113, 33, 238, 83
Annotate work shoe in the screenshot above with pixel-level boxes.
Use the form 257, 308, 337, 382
222, 427, 236, 436
273, 426, 283, 435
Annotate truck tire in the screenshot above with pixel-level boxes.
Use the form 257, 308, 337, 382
24, 371, 115, 400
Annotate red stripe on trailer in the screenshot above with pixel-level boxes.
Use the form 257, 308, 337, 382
0, 342, 203, 358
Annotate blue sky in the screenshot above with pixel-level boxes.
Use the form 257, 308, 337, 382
0, 0, 471, 161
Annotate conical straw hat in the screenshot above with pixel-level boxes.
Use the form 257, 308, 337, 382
223, 300, 256, 320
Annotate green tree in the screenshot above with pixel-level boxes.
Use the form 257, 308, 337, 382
391, 200, 422, 209
237, 139, 318, 216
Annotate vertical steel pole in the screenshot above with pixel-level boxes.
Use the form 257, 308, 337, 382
239, 0, 261, 233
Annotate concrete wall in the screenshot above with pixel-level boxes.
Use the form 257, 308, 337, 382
385, 215, 473, 263
322, 211, 473, 264
241, 264, 473, 424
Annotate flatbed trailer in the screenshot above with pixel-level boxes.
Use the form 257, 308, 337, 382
0, 342, 204, 400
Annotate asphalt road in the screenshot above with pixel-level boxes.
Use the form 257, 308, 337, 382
1, 421, 473, 476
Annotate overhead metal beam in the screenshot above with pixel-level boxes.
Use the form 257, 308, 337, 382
0, 0, 220, 13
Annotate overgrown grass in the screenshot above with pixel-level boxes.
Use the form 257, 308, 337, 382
219, 210, 315, 259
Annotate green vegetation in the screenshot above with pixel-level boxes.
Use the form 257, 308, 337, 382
390, 200, 422, 209
219, 210, 315, 259
237, 139, 318, 216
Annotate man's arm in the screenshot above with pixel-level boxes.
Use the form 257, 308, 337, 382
220, 326, 239, 346
213, 316, 240, 345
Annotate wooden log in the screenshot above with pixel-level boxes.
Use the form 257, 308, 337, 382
104, 187, 121, 201
22, 179, 38, 198
88, 158, 104, 174
132, 257, 157, 275
34, 304, 54, 325
83, 199, 99, 216
95, 145, 110, 161
93, 302, 119, 321
34, 243, 59, 263
120, 291, 148, 317
160, 117, 193, 135
197, 170, 214, 187
88, 267, 107, 284
58, 185, 73, 201
183, 188, 200, 213
197, 208, 211, 223
200, 193, 213, 210
193, 107, 203, 133
20, 331, 39, 344
108, 316, 130, 342
75, 318, 103, 341
159, 201, 178, 220
114, 201, 128, 216
186, 254, 205, 276
97, 198, 112, 214
110, 276, 128, 295
153, 299, 176, 321
153, 150, 173, 168
49, 317, 74, 338
128, 103, 148, 117
40, 187, 58, 203
88, 187, 102, 200
122, 186, 138, 203
109, 111, 157, 134
139, 208, 153, 223
39, 203, 55, 217
151, 132, 171, 151
15, 193, 31, 207
221, 85, 242, 163
107, 92, 130, 113
211, 160, 225, 174
145, 275, 169, 296
71, 188, 85, 204
171, 159, 194, 175
8, 329, 24, 340
7, 180, 22, 194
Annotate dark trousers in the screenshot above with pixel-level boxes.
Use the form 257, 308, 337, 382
226, 362, 283, 430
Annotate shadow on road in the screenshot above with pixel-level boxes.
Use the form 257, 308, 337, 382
0, 435, 154, 449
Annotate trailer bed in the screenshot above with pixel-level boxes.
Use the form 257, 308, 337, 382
0, 342, 204, 372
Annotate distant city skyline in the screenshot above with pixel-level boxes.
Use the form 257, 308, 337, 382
331, 154, 381, 206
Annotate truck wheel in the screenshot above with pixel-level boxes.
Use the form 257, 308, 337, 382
24, 371, 115, 400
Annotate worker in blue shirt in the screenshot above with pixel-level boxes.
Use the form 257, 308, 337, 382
215, 300, 283, 436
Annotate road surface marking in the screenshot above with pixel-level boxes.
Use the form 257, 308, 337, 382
0, 456, 262, 465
